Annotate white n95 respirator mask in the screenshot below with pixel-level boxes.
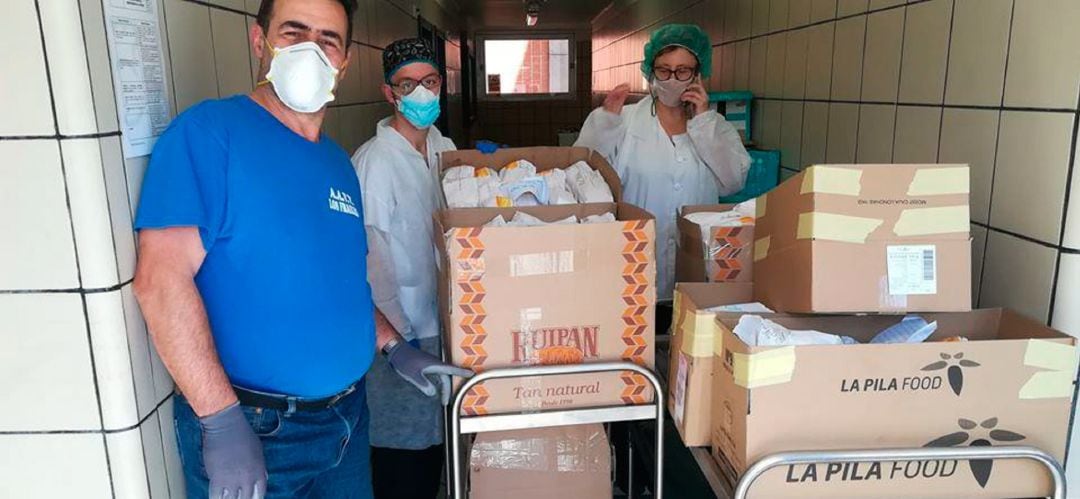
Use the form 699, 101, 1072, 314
262, 41, 340, 113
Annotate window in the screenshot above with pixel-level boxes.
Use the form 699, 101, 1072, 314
478, 33, 575, 99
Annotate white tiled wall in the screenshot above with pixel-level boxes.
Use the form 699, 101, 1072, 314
1, 0, 462, 497
592, 0, 1080, 487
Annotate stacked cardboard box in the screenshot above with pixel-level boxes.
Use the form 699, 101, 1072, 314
709, 310, 1076, 498
436, 147, 657, 416
668, 282, 754, 446
753, 164, 971, 313
668, 164, 1080, 497
675, 205, 754, 284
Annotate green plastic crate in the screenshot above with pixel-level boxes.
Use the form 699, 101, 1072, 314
718, 148, 780, 203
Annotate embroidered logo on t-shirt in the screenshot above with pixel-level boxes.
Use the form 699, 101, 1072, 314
328, 187, 359, 218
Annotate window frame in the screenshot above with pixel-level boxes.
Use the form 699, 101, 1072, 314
475, 31, 577, 102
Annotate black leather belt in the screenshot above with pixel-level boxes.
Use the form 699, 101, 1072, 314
233, 382, 359, 412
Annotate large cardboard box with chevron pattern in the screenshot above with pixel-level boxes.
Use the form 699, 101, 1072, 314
753, 164, 972, 313
435, 202, 656, 415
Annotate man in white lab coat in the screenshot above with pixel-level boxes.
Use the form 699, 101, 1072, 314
351, 38, 465, 499
575, 24, 750, 323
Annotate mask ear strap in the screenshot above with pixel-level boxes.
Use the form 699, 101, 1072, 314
257, 38, 277, 86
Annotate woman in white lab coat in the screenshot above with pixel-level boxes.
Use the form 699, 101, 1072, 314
575, 24, 751, 314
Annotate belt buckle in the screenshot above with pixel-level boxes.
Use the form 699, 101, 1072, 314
327, 383, 356, 407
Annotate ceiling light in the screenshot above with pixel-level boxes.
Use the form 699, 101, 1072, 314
525, 0, 540, 26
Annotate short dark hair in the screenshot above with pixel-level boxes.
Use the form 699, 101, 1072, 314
257, 0, 357, 44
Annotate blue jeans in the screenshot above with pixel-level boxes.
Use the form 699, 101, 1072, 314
174, 381, 372, 499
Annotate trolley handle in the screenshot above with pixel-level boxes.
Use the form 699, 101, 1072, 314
451, 361, 661, 415
733, 446, 1066, 499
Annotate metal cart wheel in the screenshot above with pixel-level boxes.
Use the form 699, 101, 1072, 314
447, 361, 665, 499
733, 446, 1067, 499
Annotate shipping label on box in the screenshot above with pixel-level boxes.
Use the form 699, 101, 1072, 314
709, 309, 1078, 498
437, 203, 656, 415
752, 164, 972, 313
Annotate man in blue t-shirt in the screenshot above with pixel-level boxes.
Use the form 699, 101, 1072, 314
133, 1, 468, 497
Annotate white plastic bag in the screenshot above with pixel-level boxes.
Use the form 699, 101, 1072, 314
733, 315, 856, 346
541, 168, 577, 205
443, 165, 479, 208
582, 212, 616, 224
566, 161, 614, 203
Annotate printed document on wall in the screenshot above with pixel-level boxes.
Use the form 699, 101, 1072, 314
103, 0, 172, 158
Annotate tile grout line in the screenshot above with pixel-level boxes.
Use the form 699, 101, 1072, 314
0, 394, 173, 436
745, 96, 1077, 114
1046, 84, 1080, 325
713, 0, 934, 48
590, 0, 709, 57
889, 4, 909, 163
977, 0, 1016, 310
821, 0, 840, 162
934, 0, 956, 164
852, 12, 869, 162
32, 1, 116, 497
0, 131, 122, 141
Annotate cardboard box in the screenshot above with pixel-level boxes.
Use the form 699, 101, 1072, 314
753, 164, 972, 313
469, 424, 612, 499
668, 282, 755, 447
676, 204, 755, 284
439, 146, 622, 202
709, 309, 1078, 498
436, 202, 656, 415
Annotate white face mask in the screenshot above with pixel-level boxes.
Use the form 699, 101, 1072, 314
262, 41, 339, 113
651, 78, 692, 108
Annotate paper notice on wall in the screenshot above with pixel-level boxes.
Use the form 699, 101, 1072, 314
103, 0, 172, 158
886, 245, 938, 296
674, 353, 689, 426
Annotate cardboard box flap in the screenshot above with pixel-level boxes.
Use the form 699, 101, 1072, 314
757, 164, 971, 253
673, 282, 755, 357
715, 308, 1074, 347
437, 202, 652, 231
438, 146, 623, 202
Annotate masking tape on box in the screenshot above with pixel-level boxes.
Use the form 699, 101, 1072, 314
753, 236, 771, 262
672, 291, 685, 335
509, 250, 575, 277
797, 212, 884, 243
1019, 340, 1078, 399
733, 346, 796, 388
907, 167, 970, 196
681, 311, 722, 357
800, 166, 863, 196
756, 194, 767, 218
893, 205, 970, 237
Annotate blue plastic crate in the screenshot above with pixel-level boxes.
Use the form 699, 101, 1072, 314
718, 148, 780, 203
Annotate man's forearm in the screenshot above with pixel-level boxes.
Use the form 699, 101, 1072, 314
135, 271, 237, 417
374, 308, 401, 351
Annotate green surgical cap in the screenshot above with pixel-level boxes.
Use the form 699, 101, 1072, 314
641, 24, 712, 79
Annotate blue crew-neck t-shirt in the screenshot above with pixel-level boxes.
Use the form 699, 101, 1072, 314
135, 95, 375, 398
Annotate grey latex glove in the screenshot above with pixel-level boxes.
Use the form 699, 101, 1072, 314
386, 340, 474, 405
200, 402, 267, 499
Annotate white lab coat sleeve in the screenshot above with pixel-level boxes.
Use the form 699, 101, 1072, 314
574, 107, 629, 166
687, 110, 752, 196
364, 224, 413, 337
353, 145, 413, 338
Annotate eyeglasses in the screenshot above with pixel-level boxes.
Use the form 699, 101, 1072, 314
391, 74, 442, 95
652, 66, 698, 82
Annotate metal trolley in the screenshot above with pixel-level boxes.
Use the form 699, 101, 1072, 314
731, 446, 1067, 499
446, 361, 666, 499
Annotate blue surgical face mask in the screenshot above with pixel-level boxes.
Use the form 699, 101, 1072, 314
396, 85, 441, 129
